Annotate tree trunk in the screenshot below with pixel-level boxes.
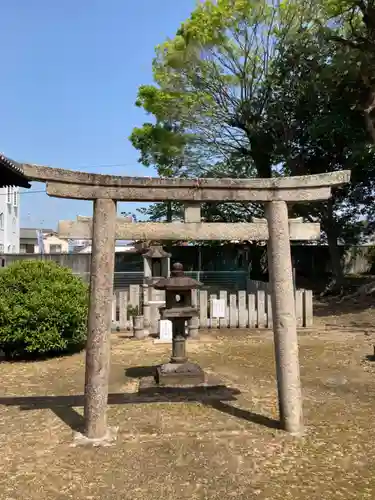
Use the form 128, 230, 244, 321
166, 202, 172, 222
363, 87, 375, 143
321, 199, 345, 295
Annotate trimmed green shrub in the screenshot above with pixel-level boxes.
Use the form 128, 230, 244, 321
0, 260, 88, 359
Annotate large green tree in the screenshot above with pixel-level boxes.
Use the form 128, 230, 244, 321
269, 27, 375, 287
310, 0, 375, 142
130, 0, 309, 225
130, 0, 375, 287
132, 0, 306, 178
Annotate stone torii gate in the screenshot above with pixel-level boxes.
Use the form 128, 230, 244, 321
23, 164, 350, 441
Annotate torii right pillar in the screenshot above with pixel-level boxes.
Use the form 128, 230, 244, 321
264, 170, 349, 434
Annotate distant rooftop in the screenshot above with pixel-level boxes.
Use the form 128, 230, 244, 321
20, 228, 55, 240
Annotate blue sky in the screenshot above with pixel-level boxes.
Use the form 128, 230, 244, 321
0, 0, 195, 229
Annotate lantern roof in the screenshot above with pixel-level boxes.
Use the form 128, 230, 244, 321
142, 245, 171, 259
154, 262, 202, 291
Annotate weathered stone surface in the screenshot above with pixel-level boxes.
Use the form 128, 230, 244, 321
133, 315, 145, 340
304, 290, 313, 328
48, 182, 334, 202
23, 163, 350, 188
257, 290, 266, 328
78, 215, 133, 223
58, 219, 321, 241
72, 426, 118, 448
188, 289, 199, 338
184, 203, 201, 222
156, 362, 205, 386
138, 373, 238, 401
84, 198, 116, 440
31, 166, 351, 201
266, 200, 303, 435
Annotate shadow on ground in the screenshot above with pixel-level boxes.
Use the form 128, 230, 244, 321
0, 364, 281, 433
313, 294, 374, 325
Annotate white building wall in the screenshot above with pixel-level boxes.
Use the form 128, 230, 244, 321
0, 186, 20, 253
35, 234, 69, 254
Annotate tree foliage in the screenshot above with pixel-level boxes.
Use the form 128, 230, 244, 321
309, 0, 375, 141
0, 261, 88, 359
268, 26, 375, 284
130, 0, 308, 225
130, 0, 375, 285
133, 0, 308, 178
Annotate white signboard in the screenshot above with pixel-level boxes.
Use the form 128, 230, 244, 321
211, 298, 226, 318
159, 320, 173, 342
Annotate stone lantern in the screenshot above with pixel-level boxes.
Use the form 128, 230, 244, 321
141, 245, 171, 336
142, 245, 171, 284
153, 262, 203, 386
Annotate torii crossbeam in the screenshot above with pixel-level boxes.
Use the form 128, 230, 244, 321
22, 163, 350, 441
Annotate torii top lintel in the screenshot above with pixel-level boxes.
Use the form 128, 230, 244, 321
22, 164, 351, 203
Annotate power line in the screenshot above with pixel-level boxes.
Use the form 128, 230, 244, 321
0, 189, 46, 197
20, 190, 46, 195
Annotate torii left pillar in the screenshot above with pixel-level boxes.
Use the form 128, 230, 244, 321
84, 198, 117, 442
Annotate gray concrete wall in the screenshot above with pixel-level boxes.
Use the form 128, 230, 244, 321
2, 244, 375, 277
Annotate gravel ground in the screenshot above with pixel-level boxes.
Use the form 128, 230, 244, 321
1, 299, 375, 499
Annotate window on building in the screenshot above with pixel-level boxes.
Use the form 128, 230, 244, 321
7, 245, 11, 253
20, 243, 35, 254
6, 187, 11, 204
0, 213, 3, 230
12, 245, 15, 253
13, 189, 17, 207
50, 244, 62, 253
0, 244, 3, 254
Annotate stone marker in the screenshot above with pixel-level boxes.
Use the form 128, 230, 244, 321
211, 298, 226, 319
156, 319, 173, 343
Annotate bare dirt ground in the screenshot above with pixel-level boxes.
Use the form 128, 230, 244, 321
1, 298, 375, 499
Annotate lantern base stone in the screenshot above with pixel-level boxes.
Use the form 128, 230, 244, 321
155, 362, 205, 386
138, 373, 239, 402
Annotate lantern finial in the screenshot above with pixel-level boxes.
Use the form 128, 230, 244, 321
171, 262, 184, 276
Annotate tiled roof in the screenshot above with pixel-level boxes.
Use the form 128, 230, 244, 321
141, 245, 171, 259
20, 228, 55, 240
0, 154, 30, 188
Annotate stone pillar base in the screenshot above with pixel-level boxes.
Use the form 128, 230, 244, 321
133, 316, 145, 339
72, 426, 119, 447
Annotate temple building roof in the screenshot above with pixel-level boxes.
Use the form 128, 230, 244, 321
0, 154, 30, 188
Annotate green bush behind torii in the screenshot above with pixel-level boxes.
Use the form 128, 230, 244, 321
0, 260, 88, 359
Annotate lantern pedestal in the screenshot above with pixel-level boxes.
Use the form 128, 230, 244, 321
138, 371, 240, 404
156, 311, 205, 386
156, 362, 205, 386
